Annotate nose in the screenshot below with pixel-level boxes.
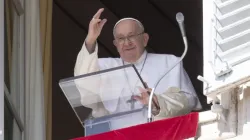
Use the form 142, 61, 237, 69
124, 38, 132, 46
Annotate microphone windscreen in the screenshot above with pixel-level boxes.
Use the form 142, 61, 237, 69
176, 12, 184, 23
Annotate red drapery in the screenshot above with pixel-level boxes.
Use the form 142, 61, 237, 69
72, 112, 198, 140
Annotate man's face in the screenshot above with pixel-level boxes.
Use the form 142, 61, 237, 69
113, 20, 149, 63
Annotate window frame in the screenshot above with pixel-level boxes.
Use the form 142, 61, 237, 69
2, 0, 25, 139
1, 0, 5, 139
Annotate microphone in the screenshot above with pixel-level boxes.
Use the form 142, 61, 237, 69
147, 12, 189, 122
176, 12, 186, 37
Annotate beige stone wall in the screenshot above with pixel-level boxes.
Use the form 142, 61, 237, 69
192, 82, 250, 139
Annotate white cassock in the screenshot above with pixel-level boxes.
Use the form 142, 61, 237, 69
74, 42, 202, 130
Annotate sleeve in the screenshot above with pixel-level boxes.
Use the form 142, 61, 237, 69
74, 41, 100, 76
74, 41, 109, 118
179, 61, 202, 110
153, 87, 191, 121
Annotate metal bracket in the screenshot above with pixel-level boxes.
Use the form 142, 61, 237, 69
197, 75, 211, 90
212, 63, 233, 77
210, 50, 233, 78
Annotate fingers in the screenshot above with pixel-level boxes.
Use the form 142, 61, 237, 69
93, 8, 104, 19
134, 92, 148, 101
99, 19, 107, 29
141, 92, 148, 99
91, 19, 101, 23
133, 95, 142, 101
91, 8, 107, 30
90, 18, 107, 32
139, 86, 152, 94
139, 87, 147, 93
133, 95, 147, 105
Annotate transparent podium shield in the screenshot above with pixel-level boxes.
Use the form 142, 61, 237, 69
59, 64, 148, 136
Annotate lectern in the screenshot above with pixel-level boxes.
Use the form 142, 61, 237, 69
59, 64, 198, 140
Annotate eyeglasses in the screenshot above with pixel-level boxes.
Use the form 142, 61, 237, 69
115, 32, 144, 45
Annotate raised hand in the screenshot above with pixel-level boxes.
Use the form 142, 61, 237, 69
86, 8, 107, 52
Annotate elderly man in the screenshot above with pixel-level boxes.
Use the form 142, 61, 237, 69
74, 8, 201, 130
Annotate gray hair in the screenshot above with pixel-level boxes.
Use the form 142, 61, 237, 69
113, 18, 144, 37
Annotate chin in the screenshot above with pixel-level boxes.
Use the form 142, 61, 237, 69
122, 55, 138, 63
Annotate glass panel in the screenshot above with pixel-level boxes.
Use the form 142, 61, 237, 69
59, 64, 148, 136
4, 0, 21, 115
4, 0, 23, 140
4, 102, 22, 140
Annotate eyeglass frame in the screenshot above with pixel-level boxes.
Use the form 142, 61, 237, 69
114, 32, 145, 45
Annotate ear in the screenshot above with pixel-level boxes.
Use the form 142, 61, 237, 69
143, 33, 149, 47
113, 40, 118, 47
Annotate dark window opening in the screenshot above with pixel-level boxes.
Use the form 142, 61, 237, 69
52, 1, 209, 139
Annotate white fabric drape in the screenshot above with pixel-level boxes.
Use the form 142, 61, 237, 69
24, 0, 46, 139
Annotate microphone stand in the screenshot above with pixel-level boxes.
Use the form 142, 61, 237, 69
147, 12, 188, 122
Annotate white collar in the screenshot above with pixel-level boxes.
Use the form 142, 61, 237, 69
123, 50, 147, 66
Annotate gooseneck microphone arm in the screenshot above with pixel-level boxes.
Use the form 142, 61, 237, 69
147, 12, 188, 122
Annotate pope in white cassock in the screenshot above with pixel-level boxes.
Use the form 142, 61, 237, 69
74, 8, 202, 130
